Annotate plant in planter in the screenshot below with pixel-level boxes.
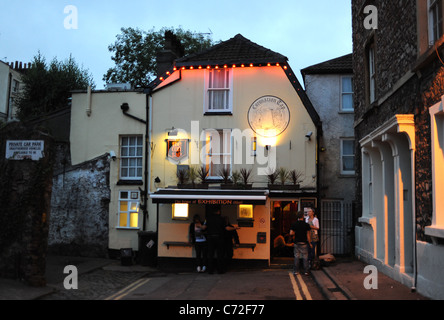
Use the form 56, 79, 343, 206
289, 169, 303, 189
266, 167, 279, 188
231, 170, 242, 187
196, 165, 209, 188
188, 165, 198, 188
278, 167, 290, 186
176, 167, 189, 188
240, 168, 253, 189
219, 167, 232, 188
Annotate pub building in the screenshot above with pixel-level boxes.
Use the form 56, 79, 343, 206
148, 34, 322, 268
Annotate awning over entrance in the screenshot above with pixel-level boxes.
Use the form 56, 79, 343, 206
150, 189, 268, 205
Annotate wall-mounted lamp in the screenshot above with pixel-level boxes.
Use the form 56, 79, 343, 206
265, 145, 271, 151
168, 127, 178, 137
154, 177, 161, 183
108, 150, 116, 161
305, 131, 313, 141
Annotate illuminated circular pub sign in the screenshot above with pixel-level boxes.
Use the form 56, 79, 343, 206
247, 96, 290, 137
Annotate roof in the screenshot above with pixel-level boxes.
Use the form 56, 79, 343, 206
301, 54, 353, 76
175, 34, 288, 67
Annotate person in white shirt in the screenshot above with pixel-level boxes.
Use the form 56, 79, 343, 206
305, 208, 319, 268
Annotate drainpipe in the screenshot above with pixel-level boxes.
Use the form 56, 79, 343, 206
120, 100, 148, 230
86, 86, 92, 116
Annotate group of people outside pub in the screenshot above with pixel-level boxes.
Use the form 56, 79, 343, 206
188, 205, 239, 274
189, 205, 319, 275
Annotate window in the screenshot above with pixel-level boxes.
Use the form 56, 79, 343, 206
341, 139, 355, 175
118, 191, 140, 228
341, 76, 354, 112
205, 69, 232, 113
203, 129, 232, 178
429, 0, 443, 45
120, 136, 143, 180
172, 203, 189, 220
426, 98, 444, 240
368, 45, 376, 104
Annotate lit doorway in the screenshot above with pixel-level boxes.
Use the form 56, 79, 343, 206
270, 201, 298, 257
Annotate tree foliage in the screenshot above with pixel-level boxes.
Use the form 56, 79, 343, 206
17, 52, 94, 121
103, 27, 215, 87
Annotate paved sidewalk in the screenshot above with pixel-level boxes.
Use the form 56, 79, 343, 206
311, 257, 428, 300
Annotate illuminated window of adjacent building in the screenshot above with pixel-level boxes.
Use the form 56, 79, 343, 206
205, 69, 233, 113
341, 139, 355, 175
118, 191, 139, 228
172, 203, 189, 220
203, 129, 232, 178
341, 76, 354, 112
428, 0, 443, 45
120, 136, 143, 180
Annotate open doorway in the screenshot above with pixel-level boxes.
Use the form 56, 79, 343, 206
270, 201, 298, 258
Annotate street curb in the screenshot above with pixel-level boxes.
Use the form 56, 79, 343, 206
322, 266, 358, 300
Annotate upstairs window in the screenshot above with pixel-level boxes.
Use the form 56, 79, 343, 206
205, 69, 232, 113
120, 136, 143, 180
341, 76, 354, 112
368, 45, 376, 104
429, 0, 443, 45
341, 139, 356, 175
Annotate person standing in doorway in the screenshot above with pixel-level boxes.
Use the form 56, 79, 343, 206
305, 208, 319, 269
189, 214, 208, 273
201, 206, 227, 274
290, 211, 312, 275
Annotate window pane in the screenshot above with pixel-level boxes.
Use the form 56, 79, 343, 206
120, 201, 128, 211
342, 94, 354, 111
342, 77, 353, 92
343, 156, 355, 171
130, 213, 138, 228
343, 140, 355, 155
119, 213, 128, 227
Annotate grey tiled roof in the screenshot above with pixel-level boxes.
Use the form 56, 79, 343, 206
175, 34, 288, 67
301, 54, 353, 75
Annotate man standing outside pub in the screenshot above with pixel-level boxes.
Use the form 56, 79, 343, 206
290, 211, 312, 275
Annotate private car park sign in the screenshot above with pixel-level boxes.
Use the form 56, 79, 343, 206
5, 140, 45, 160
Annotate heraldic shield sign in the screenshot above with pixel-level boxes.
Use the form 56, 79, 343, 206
166, 139, 189, 162
248, 96, 290, 137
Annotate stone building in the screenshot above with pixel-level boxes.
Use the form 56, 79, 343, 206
352, 0, 444, 299
302, 54, 356, 255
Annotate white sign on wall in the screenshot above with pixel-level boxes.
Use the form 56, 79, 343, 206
6, 140, 45, 160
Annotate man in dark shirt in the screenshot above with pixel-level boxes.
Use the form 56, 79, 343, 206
290, 211, 312, 275
201, 206, 228, 274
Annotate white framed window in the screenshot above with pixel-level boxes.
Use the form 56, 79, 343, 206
120, 136, 143, 180
426, 98, 444, 240
341, 76, 354, 112
368, 45, 376, 103
341, 139, 355, 175
203, 129, 232, 178
205, 68, 233, 113
118, 191, 140, 228
428, 0, 443, 46
172, 203, 189, 220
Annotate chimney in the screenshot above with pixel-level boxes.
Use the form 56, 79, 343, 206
156, 31, 184, 77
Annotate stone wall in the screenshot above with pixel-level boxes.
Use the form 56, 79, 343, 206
352, 0, 444, 241
0, 122, 54, 286
48, 143, 110, 258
